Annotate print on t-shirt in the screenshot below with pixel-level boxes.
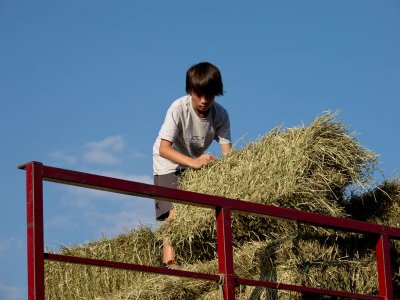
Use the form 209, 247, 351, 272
190, 136, 205, 157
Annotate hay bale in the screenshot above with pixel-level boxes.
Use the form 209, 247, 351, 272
197, 231, 379, 300
275, 232, 378, 298
240, 232, 378, 299
345, 178, 400, 298
181, 112, 376, 212
45, 226, 160, 300
104, 259, 216, 300
160, 112, 377, 263
101, 241, 279, 300
345, 178, 400, 228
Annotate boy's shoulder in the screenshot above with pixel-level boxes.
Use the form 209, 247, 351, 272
213, 100, 229, 117
169, 95, 191, 110
168, 95, 191, 114
214, 100, 227, 111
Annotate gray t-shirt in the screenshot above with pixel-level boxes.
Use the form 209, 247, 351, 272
153, 95, 231, 175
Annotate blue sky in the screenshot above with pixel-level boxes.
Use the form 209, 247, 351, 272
1, 1, 399, 299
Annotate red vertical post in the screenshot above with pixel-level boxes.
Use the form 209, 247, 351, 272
25, 162, 45, 300
216, 207, 236, 300
375, 234, 394, 300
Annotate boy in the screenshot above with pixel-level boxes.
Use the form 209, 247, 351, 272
153, 62, 232, 268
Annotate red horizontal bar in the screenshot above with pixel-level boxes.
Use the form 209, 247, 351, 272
39, 164, 400, 237
384, 227, 400, 239
236, 277, 384, 300
44, 253, 220, 282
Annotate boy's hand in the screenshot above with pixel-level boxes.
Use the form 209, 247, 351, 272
191, 154, 215, 169
159, 140, 216, 170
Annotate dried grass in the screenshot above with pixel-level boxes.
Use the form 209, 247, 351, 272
102, 241, 279, 300
45, 226, 160, 300
44, 112, 400, 299
345, 178, 400, 228
159, 112, 377, 263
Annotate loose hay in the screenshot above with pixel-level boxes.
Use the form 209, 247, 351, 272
45, 226, 160, 300
345, 178, 400, 228
45, 112, 400, 299
345, 178, 400, 298
160, 112, 377, 263
102, 241, 279, 300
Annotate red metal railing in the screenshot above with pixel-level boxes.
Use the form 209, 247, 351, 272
19, 161, 400, 300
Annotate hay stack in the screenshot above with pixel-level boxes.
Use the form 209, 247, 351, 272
160, 112, 377, 263
275, 232, 378, 297
45, 112, 400, 299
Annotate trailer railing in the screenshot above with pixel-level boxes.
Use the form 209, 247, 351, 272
19, 161, 400, 299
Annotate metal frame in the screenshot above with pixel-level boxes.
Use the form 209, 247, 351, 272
19, 161, 400, 300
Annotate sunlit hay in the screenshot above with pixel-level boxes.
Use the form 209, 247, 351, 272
157, 208, 299, 265
104, 259, 217, 300
159, 112, 377, 263
198, 287, 304, 300
102, 242, 274, 300
181, 111, 376, 212
45, 226, 160, 300
196, 288, 285, 300
45, 112, 385, 299
112, 231, 381, 300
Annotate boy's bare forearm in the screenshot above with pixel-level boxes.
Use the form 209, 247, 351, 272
159, 139, 214, 169
159, 144, 196, 168
221, 143, 232, 155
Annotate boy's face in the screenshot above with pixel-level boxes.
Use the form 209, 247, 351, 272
190, 92, 215, 117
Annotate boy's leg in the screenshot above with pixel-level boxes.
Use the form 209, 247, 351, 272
153, 171, 180, 266
162, 208, 177, 265
153, 172, 180, 221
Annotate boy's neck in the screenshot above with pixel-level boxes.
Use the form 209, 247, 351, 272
194, 108, 210, 118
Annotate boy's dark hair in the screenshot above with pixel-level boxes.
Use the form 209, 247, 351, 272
186, 62, 224, 97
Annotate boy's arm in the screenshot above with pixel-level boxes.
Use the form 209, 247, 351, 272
220, 143, 232, 155
159, 139, 214, 170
